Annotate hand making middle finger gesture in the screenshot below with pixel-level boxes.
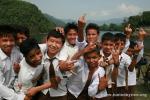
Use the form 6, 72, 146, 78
124, 24, 132, 39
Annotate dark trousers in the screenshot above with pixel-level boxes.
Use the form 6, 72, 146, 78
35, 91, 67, 100
67, 91, 92, 100
127, 86, 135, 100
115, 86, 128, 100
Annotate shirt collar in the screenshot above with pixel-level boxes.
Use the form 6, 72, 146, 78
43, 50, 59, 61
22, 58, 37, 75
100, 50, 112, 60
0, 48, 9, 60
65, 41, 77, 47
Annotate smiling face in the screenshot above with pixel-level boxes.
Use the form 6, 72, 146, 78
46, 36, 63, 57
115, 40, 125, 53
0, 34, 15, 56
16, 32, 28, 46
66, 29, 78, 45
84, 51, 100, 69
26, 48, 42, 67
101, 40, 114, 56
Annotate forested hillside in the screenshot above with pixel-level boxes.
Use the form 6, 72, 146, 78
0, 0, 56, 35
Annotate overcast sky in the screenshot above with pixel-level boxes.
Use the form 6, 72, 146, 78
24, 0, 150, 20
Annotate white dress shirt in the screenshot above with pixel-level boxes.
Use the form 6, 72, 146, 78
100, 50, 114, 88
67, 59, 92, 98
0, 84, 25, 100
18, 58, 43, 93
59, 41, 79, 60
0, 47, 22, 87
117, 52, 131, 87
39, 44, 67, 97
88, 67, 107, 98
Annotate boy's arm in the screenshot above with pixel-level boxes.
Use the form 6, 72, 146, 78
77, 15, 86, 42
71, 44, 96, 60
26, 82, 52, 97
0, 84, 26, 100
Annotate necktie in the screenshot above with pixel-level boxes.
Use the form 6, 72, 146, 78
49, 58, 58, 88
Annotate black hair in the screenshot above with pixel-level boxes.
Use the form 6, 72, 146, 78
47, 29, 65, 45
14, 25, 30, 38
129, 40, 137, 49
0, 25, 15, 37
64, 22, 78, 37
85, 23, 100, 35
101, 32, 114, 43
20, 38, 40, 57
114, 33, 126, 43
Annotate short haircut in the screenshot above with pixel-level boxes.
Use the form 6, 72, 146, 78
85, 23, 100, 35
101, 32, 114, 43
64, 22, 78, 37
84, 44, 100, 57
20, 38, 40, 57
129, 40, 137, 49
47, 29, 65, 45
114, 33, 126, 43
0, 25, 15, 37
14, 25, 30, 38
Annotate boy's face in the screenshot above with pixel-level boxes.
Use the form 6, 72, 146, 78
66, 29, 78, 45
0, 34, 15, 55
126, 48, 134, 57
84, 51, 100, 69
26, 48, 42, 67
86, 29, 98, 44
101, 40, 114, 56
115, 40, 125, 53
16, 32, 28, 46
46, 36, 63, 55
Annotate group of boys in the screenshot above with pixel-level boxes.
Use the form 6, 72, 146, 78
0, 15, 147, 100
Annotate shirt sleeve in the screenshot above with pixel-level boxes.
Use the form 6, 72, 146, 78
123, 39, 130, 53
0, 84, 25, 100
88, 67, 105, 97
136, 41, 144, 63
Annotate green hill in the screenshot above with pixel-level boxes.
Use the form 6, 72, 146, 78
0, 0, 56, 36
44, 14, 65, 27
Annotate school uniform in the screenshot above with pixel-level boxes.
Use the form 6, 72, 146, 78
59, 41, 79, 61
67, 59, 99, 100
0, 47, 22, 87
127, 67, 136, 100
0, 84, 25, 100
99, 50, 115, 100
123, 39, 130, 53
116, 52, 131, 100
100, 50, 114, 89
18, 58, 43, 93
38, 44, 68, 100
88, 67, 108, 99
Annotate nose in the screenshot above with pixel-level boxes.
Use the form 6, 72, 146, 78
18, 39, 23, 44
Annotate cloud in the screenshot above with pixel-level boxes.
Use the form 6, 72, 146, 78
118, 3, 141, 14
88, 10, 110, 17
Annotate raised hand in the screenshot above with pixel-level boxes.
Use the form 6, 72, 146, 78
112, 44, 120, 66
138, 28, 147, 41
98, 74, 108, 91
13, 62, 20, 74
55, 27, 64, 35
78, 14, 86, 28
124, 24, 132, 39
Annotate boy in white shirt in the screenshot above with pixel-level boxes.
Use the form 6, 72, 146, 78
18, 38, 43, 94
27, 30, 67, 100
67, 46, 108, 100
126, 40, 138, 100
114, 33, 132, 100
0, 25, 22, 90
